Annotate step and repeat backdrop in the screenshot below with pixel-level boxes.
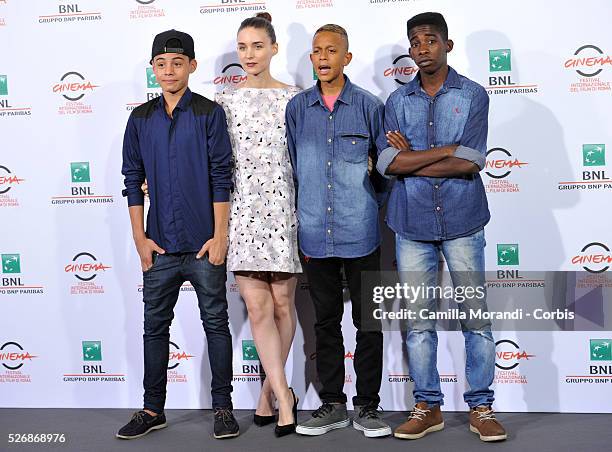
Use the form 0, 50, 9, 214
1, 0, 611, 413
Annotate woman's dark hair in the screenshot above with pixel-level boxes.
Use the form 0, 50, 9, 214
238, 12, 276, 44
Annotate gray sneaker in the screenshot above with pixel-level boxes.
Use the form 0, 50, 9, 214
296, 402, 350, 436
353, 405, 392, 438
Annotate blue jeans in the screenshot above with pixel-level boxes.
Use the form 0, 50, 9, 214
395, 229, 495, 408
142, 252, 233, 413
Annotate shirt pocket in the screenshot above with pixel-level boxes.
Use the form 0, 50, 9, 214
338, 132, 369, 164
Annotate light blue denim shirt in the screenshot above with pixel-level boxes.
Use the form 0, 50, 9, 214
377, 67, 490, 241
286, 76, 388, 258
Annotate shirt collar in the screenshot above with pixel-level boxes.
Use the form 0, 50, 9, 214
156, 87, 193, 111
307, 75, 354, 107
404, 66, 461, 96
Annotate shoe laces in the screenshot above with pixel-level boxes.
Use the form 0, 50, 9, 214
312, 403, 334, 418
214, 408, 234, 426
475, 408, 497, 422
131, 411, 146, 425
408, 406, 430, 421
358, 405, 382, 420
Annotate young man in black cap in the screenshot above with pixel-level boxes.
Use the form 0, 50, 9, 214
117, 29, 239, 440
378, 13, 507, 442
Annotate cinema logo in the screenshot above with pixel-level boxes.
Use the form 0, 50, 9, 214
53, 72, 99, 115
65, 252, 111, 295
0, 341, 37, 384
484, 147, 527, 193
383, 54, 418, 86
200, 0, 266, 15
494, 339, 534, 384
565, 339, 612, 384
0, 165, 24, 208
558, 144, 611, 191
213, 63, 247, 86
571, 242, 612, 274
167, 341, 194, 383
129, 0, 165, 19
486, 49, 538, 95
0, 75, 33, 118
565, 45, 611, 93
51, 162, 114, 205
38, 2, 102, 23
296, 0, 333, 9
63, 341, 125, 383
233, 339, 264, 382
0, 254, 44, 295
126, 67, 162, 112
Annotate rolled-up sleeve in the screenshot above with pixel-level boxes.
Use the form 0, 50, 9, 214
121, 114, 145, 206
207, 105, 233, 202
454, 145, 486, 170
376, 96, 402, 179
367, 101, 391, 205
457, 87, 489, 170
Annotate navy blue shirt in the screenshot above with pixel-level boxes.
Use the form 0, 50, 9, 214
286, 76, 388, 258
377, 67, 490, 241
121, 88, 232, 253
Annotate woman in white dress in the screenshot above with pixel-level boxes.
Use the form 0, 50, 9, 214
215, 12, 300, 436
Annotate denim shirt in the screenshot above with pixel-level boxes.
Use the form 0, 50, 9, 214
122, 89, 232, 253
377, 67, 490, 241
286, 76, 388, 258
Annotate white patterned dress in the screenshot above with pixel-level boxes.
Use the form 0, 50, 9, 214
215, 86, 302, 273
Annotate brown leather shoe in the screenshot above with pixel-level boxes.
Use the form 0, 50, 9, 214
394, 402, 444, 440
469, 406, 507, 442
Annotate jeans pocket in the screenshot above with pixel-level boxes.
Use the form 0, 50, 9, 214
202, 253, 226, 269
143, 251, 160, 274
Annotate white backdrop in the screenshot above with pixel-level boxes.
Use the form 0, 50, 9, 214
1, 0, 611, 413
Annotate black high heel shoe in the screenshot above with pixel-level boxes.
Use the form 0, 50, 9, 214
253, 413, 277, 427
274, 387, 298, 437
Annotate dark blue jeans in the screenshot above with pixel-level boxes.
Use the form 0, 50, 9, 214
142, 252, 233, 413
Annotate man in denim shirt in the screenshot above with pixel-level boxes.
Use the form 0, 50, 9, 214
286, 25, 391, 438
377, 13, 507, 442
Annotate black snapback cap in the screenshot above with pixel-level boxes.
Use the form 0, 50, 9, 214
150, 29, 195, 64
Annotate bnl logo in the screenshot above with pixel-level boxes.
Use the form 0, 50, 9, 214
0, 74, 10, 109
146, 67, 160, 89
591, 339, 612, 361
2, 254, 23, 287
82, 341, 105, 374
582, 144, 607, 181
496, 244, 521, 279
70, 162, 94, 196
0, 75, 7, 96
241, 340, 264, 375
59, 4, 82, 14
2, 254, 20, 273
488, 49, 515, 86
146, 67, 161, 101
589, 339, 612, 376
